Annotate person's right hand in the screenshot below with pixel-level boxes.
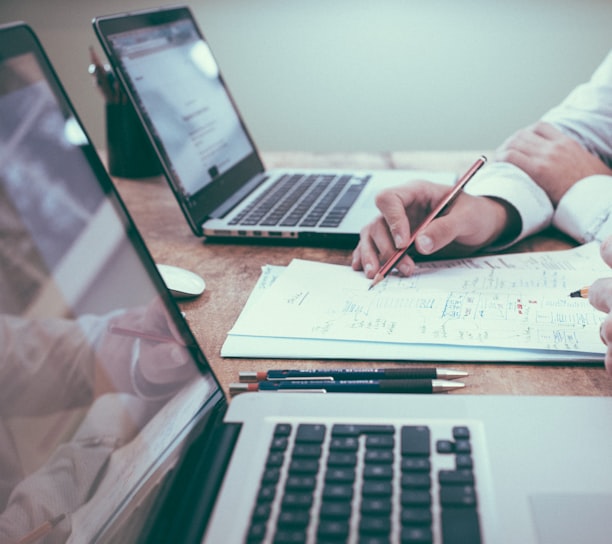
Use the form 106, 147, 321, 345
351, 180, 519, 278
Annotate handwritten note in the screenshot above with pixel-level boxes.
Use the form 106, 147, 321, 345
223, 243, 609, 362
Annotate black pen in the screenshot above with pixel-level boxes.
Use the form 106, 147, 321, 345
230, 379, 464, 394
239, 368, 468, 382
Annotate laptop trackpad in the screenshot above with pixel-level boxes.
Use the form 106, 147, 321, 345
530, 493, 612, 544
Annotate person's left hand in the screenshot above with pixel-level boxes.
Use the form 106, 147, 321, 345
496, 121, 612, 206
588, 236, 612, 372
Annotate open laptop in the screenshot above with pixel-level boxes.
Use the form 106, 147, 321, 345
2, 21, 612, 544
92, 5, 456, 246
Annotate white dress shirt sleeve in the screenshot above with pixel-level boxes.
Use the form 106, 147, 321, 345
465, 162, 554, 250
541, 49, 612, 243
466, 48, 612, 249
553, 175, 612, 243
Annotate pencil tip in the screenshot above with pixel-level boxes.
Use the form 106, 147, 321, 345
569, 290, 580, 298
51, 513, 66, 526
368, 274, 382, 291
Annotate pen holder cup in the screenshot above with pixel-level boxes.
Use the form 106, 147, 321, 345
106, 102, 162, 179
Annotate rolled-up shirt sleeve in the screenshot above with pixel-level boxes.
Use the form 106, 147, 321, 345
465, 162, 554, 249
553, 174, 612, 243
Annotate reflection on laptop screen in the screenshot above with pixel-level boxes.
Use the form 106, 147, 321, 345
107, 18, 254, 200
0, 34, 217, 543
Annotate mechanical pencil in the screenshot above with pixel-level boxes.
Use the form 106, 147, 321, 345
230, 379, 464, 394
239, 368, 468, 382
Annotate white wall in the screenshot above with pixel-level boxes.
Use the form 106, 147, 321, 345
1, 0, 610, 152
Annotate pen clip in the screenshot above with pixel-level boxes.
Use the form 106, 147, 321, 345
275, 389, 328, 393
269, 376, 335, 382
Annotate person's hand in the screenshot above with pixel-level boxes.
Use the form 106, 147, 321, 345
351, 180, 519, 278
496, 121, 612, 206
96, 298, 196, 396
136, 297, 196, 386
588, 236, 612, 372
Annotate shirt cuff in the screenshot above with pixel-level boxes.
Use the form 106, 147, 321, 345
465, 162, 554, 249
553, 175, 612, 243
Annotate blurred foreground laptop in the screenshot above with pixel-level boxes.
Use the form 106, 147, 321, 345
92, 5, 456, 246
1, 21, 612, 544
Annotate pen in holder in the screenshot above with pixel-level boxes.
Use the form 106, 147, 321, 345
105, 100, 162, 179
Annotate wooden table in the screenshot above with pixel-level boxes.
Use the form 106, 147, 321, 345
112, 151, 612, 398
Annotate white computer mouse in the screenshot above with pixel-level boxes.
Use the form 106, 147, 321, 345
156, 264, 206, 299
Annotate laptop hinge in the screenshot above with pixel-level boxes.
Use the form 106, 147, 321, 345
140, 401, 242, 543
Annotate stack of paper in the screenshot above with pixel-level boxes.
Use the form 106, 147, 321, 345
222, 243, 609, 363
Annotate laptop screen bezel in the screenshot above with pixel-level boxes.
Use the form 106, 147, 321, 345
93, 5, 267, 237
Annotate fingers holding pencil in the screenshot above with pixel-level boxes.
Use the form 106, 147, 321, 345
354, 156, 520, 285
588, 237, 612, 314
588, 236, 612, 372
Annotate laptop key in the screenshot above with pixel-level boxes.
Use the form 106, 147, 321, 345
317, 519, 350, 540
363, 465, 393, 480
282, 492, 313, 509
439, 486, 477, 507
401, 458, 431, 472
327, 451, 357, 467
295, 423, 326, 444
401, 507, 432, 525
365, 449, 394, 464
292, 444, 322, 458
362, 481, 392, 497
361, 498, 392, 516
366, 435, 395, 449
439, 470, 475, 486
325, 467, 356, 483
401, 426, 431, 457
277, 510, 310, 529
441, 507, 482, 544
332, 424, 395, 436
401, 473, 431, 489
400, 490, 432, 507
272, 529, 307, 544
289, 459, 319, 474
322, 483, 354, 501
319, 500, 352, 520
359, 515, 391, 534
400, 525, 433, 543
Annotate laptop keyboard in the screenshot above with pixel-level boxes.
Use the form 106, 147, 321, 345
228, 174, 370, 229
246, 422, 482, 544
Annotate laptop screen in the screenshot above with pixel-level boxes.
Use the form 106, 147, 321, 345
96, 7, 266, 231
0, 24, 220, 543
106, 18, 253, 197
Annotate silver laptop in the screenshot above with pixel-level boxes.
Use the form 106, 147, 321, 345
92, 5, 455, 246
1, 22, 611, 544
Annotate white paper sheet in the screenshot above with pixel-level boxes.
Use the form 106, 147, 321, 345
223, 243, 609, 362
